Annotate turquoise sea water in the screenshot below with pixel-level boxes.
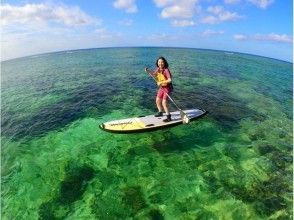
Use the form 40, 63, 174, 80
1, 47, 292, 219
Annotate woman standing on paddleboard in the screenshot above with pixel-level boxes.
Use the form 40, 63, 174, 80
145, 57, 173, 122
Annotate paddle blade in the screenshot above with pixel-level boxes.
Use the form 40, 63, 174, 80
183, 115, 190, 124
180, 111, 190, 124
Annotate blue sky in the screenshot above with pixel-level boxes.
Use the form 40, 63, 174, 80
1, 0, 293, 61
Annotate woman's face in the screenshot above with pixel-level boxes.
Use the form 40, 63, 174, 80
157, 59, 165, 69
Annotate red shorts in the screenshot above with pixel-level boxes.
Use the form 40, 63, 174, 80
157, 87, 172, 100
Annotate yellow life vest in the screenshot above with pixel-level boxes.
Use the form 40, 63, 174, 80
156, 71, 167, 86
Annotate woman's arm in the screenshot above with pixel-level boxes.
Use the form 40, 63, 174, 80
144, 67, 156, 76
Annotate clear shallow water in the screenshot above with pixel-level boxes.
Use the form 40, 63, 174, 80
1, 47, 292, 219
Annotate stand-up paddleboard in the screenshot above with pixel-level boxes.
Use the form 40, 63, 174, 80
99, 109, 207, 134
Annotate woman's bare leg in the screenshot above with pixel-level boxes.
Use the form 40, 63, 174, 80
156, 97, 163, 112
162, 99, 169, 115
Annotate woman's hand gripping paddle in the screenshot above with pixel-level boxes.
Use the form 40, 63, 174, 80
145, 68, 190, 124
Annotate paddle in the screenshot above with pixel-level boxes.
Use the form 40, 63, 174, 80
145, 68, 190, 124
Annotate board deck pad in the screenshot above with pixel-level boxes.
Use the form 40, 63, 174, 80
99, 109, 207, 133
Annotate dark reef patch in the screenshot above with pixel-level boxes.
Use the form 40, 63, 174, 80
38, 165, 95, 219
59, 166, 94, 204
1, 81, 124, 141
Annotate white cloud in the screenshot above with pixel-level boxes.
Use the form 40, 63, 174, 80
207, 5, 223, 14
153, 0, 200, 28
1, 3, 102, 60
247, 0, 274, 9
224, 0, 274, 8
171, 19, 196, 27
254, 33, 292, 43
161, 4, 194, 19
201, 6, 242, 24
219, 11, 240, 21
113, 0, 138, 13
154, 0, 199, 19
154, 1, 249, 27
1, 25, 125, 60
234, 34, 248, 40
0, 3, 96, 27
201, 16, 218, 24
201, 29, 224, 36
153, 0, 176, 7
234, 33, 292, 43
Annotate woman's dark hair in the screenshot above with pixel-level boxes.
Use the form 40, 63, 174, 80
156, 56, 169, 68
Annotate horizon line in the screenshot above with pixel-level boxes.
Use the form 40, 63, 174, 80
1, 46, 292, 64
